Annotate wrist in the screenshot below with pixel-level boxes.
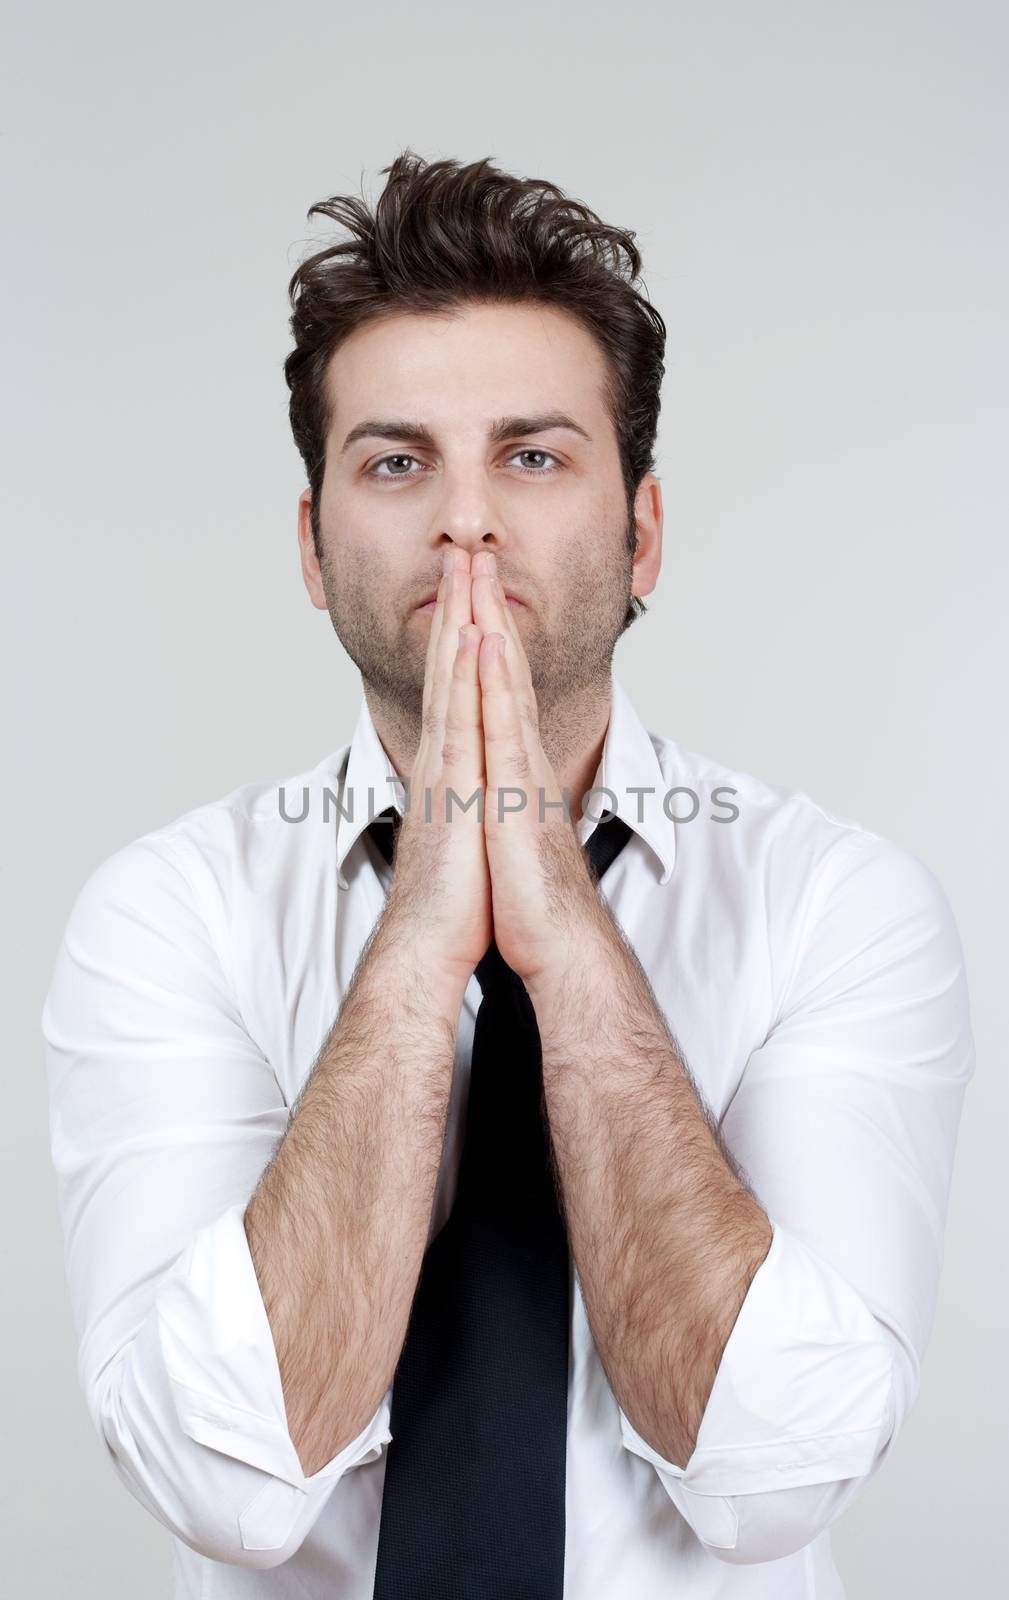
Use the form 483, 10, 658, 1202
524, 915, 622, 1016
374, 903, 472, 1016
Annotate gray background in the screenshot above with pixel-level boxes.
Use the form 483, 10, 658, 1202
3, 1, 1005, 1593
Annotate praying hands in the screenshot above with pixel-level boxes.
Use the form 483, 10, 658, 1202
391, 544, 621, 993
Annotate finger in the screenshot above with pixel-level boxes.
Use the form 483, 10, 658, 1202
470, 565, 538, 732
470, 568, 524, 655
472, 574, 540, 746
424, 559, 472, 737
443, 623, 485, 814
433, 560, 473, 714
420, 571, 450, 729
478, 631, 528, 804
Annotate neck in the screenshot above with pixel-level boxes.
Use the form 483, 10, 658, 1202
365, 671, 614, 828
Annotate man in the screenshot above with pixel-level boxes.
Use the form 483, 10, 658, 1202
43, 152, 974, 1598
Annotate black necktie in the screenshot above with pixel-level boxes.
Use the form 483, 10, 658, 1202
366, 805, 632, 1600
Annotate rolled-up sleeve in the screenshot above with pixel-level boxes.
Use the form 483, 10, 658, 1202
42, 833, 391, 1569
618, 830, 975, 1563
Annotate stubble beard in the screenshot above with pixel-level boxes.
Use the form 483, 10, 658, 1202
316, 511, 636, 770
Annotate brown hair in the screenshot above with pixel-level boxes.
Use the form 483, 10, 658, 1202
284, 149, 666, 631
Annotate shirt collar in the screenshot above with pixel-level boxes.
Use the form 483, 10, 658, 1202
334, 669, 676, 890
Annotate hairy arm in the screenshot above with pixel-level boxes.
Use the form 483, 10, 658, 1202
530, 924, 773, 1471
244, 906, 466, 1478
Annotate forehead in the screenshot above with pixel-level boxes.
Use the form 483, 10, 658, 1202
324, 301, 611, 434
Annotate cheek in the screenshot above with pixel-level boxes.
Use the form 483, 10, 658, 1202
337, 539, 412, 618
336, 498, 431, 582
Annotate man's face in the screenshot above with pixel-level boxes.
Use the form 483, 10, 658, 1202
299, 300, 659, 722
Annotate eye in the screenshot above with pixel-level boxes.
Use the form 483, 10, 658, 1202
367, 453, 425, 480
507, 448, 563, 476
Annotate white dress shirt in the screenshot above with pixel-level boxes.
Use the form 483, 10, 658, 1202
42, 671, 975, 1597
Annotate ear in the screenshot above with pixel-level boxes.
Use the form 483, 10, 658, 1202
630, 473, 663, 599
297, 489, 328, 610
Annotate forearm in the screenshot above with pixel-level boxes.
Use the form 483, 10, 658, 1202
244, 906, 465, 1478
530, 923, 772, 1470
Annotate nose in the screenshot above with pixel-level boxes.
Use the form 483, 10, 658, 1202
430, 468, 506, 565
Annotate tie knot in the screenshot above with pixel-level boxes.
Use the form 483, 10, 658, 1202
584, 813, 633, 881
365, 806, 401, 867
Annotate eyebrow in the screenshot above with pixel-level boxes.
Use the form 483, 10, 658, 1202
340, 411, 592, 455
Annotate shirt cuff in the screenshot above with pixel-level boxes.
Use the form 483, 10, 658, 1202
156, 1199, 392, 1496
617, 1218, 896, 1510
